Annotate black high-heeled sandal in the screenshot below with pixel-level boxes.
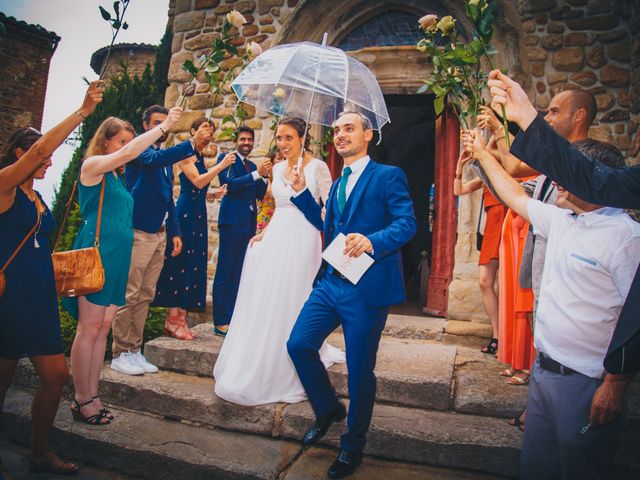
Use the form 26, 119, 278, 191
92, 395, 114, 420
481, 337, 498, 354
71, 398, 110, 425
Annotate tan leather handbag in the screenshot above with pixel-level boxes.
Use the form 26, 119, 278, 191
0, 199, 42, 298
51, 178, 105, 298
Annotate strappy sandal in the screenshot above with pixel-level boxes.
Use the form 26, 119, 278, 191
213, 325, 228, 338
71, 398, 110, 425
178, 308, 197, 338
499, 368, 515, 377
28, 451, 79, 475
508, 408, 526, 431
92, 395, 114, 420
164, 315, 195, 341
481, 337, 498, 354
506, 371, 530, 385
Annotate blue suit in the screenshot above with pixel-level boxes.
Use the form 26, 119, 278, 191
212, 153, 267, 326
287, 159, 416, 452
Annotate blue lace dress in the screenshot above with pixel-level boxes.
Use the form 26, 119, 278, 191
153, 153, 209, 310
0, 189, 62, 358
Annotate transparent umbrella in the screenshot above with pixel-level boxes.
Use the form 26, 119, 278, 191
231, 35, 390, 138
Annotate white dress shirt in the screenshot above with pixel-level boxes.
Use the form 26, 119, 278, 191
527, 200, 640, 378
341, 155, 370, 201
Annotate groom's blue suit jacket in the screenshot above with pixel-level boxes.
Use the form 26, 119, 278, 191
291, 159, 417, 308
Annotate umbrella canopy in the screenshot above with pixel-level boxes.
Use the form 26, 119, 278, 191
231, 41, 390, 131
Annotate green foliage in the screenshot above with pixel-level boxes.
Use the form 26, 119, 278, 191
59, 302, 167, 357
51, 30, 173, 244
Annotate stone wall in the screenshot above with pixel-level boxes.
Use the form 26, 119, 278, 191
90, 44, 157, 80
166, 0, 640, 319
0, 14, 59, 152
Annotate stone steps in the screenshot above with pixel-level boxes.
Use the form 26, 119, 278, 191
145, 324, 456, 411
2, 389, 505, 480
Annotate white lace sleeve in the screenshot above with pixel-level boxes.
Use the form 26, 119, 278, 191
315, 160, 332, 205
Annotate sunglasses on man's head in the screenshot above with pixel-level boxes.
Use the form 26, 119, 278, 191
18, 127, 42, 139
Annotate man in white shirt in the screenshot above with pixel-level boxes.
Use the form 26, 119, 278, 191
465, 135, 640, 479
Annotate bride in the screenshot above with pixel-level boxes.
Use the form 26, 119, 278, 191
213, 117, 345, 406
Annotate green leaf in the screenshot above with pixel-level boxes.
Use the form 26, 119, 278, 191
221, 115, 235, 124
417, 84, 429, 94
113, 1, 120, 19
205, 63, 221, 74
99, 6, 111, 21
111, 20, 121, 30
181, 60, 199, 76
434, 95, 445, 116
431, 84, 447, 97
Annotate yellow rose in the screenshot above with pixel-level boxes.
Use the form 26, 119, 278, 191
247, 41, 263, 57
226, 10, 247, 29
273, 88, 286, 99
418, 14, 438, 33
437, 15, 456, 35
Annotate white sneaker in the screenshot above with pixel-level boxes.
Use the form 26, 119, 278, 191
110, 352, 145, 375
130, 351, 159, 373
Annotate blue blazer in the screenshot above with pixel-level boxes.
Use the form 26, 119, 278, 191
511, 115, 640, 374
216, 153, 267, 229
292, 160, 417, 308
125, 141, 196, 237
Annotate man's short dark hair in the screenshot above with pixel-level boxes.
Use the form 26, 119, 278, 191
335, 111, 373, 131
567, 89, 597, 126
573, 139, 625, 169
235, 126, 254, 141
142, 105, 169, 125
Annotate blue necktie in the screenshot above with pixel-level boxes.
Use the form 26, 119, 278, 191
337, 166, 352, 213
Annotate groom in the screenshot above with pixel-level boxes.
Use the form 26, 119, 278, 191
288, 111, 417, 478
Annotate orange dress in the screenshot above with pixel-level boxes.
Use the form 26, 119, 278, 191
478, 187, 507, 265
497, 208, 535, 371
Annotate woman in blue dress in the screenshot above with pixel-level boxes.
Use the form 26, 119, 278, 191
0, 82, 103, 476
61, 108, 182, 426
153, 117, 230, 339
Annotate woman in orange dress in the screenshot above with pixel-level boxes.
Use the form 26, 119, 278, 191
454, 152, 507, 354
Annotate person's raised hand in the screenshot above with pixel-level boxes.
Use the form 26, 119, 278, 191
257, 158, 272, 177
79, 80, 105, 117
193, 122, 212, 148
290, 164, 306, 192
460, 129, 476, 157
477, 106, 504, 136
488, 70, 538, 130
221, 152, 236, 169
162, 107, 182, 131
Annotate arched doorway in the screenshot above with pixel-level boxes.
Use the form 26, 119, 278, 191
274, 0, 523, 318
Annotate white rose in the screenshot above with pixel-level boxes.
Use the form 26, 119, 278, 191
247, 41, 263, 57
226, 10, 247, 29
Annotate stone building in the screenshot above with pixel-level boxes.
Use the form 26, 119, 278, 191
163, 0, 640, 322
0, 12, 60, 152
90, 43, 158, 79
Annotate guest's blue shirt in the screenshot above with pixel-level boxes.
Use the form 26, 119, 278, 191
124, 140, 196, 238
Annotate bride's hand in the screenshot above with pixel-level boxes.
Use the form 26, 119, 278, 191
249, 232, 264, 247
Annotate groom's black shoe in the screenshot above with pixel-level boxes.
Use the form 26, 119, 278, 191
327, 449, 363, 479
302, 403, 347, 446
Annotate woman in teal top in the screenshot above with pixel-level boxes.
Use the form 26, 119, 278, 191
62, 109, 181, 426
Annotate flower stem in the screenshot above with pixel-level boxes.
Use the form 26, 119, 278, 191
478, 37, 510, 147
99, 1, 131, 80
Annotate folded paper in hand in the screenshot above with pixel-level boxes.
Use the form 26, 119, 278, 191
321, 233, 374, 284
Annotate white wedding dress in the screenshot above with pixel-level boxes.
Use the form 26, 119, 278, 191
214, 158, 345, 406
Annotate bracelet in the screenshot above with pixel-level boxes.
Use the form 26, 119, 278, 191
159, 125, 167, 135
75, 110, 87, 121
455, 173, 462, 180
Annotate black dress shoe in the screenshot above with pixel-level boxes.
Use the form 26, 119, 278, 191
302, 403, 347, 446
327, 449, 363, 479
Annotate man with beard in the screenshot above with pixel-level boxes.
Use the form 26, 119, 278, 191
212, 127, 271, 336
111, 105, 210, 375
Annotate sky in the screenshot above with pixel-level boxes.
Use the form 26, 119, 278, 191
2, 0, 169, 204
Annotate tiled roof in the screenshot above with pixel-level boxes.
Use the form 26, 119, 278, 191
0, 11, 60, 43
90, 43, 157, 75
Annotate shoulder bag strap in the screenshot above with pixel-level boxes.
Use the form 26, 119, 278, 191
0, 195, 42, 275
94, 176, 106, 248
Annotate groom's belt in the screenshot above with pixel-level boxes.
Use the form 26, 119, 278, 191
327, 266, 349, 281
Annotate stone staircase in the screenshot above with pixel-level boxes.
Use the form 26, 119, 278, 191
3, 314, 639, 479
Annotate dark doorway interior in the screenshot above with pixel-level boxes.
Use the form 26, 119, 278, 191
368, 94, 436, 307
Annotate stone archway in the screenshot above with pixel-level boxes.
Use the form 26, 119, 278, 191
272, 0, 527, 320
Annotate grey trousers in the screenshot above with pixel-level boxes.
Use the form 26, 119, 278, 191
521, 358, 624, 480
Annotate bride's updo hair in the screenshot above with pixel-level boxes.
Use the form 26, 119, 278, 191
278, 117, 311, 151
